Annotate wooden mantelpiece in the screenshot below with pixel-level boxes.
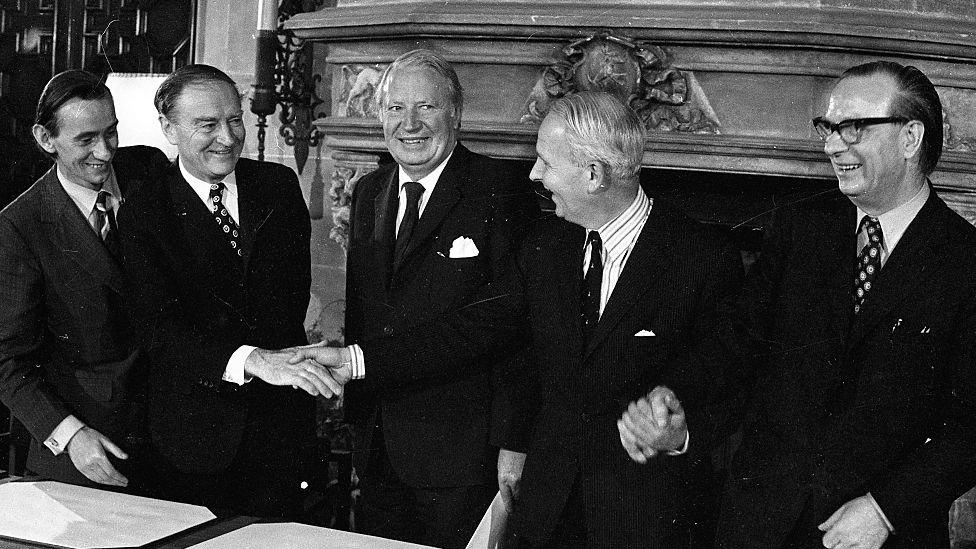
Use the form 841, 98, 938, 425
286, 1, 976, 245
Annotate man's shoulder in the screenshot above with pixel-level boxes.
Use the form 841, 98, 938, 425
0, 169, 54, 226
452, 145, 523, 191
236, 156, 297, 182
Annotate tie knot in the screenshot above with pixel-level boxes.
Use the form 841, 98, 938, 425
402, 181, 424, 203
95, 190, 111, 212
858, 215, 883, 245
586, 230, 602, 253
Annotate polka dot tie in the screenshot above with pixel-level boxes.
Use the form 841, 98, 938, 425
853, 215, 883, 314
209, 182, 242, 257
581, 230, 603, 343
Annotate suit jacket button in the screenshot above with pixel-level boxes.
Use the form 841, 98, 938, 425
383, 325, 394, 336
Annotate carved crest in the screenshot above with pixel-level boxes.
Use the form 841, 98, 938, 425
523, 32, 720, 134
338, 64, 385, 118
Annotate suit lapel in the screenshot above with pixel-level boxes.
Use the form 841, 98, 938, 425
848, 191, 946, 348
41, 167, 123, 293
236, 159, 274, 268
583, 202, 670, 360
821, 199, 858, 341
166, 163, 246, 281
372, 167, 399, 283
393, 146, 467, 272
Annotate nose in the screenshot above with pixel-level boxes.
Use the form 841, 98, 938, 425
92, 136, 113, 160
529, 158, 544, 181
823, 131, 848, 156
215, 121, 239, 145
403, 108, 422, 131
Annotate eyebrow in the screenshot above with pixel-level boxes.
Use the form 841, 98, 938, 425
73, 121, 118, 140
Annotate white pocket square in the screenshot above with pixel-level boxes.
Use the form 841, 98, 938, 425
634, 329, 656, 337
449, 236, 479, 258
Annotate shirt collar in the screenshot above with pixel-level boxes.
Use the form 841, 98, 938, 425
57, 164, 121, 216
396, 147, 455, 193
856, 182, 929, 254
592, 189, 653, 261
179, 156, 238, 202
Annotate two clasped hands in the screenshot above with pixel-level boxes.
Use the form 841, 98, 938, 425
243, 342, 353, 398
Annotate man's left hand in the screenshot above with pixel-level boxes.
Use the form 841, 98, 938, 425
818, 495, 890, 549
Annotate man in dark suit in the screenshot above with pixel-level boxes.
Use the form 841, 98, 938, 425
119, 64, 334, 517
709, 61, 976, 548
338, 49, 538, 548
294, 91, 743, 548
0, 70, 167, 489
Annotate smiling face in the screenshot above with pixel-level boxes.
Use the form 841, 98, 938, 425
33, 96, 118, 190
161, 80, 245, 183
822, 74, 917, 213
380, 66, 460, 180
529, 115, 593, 226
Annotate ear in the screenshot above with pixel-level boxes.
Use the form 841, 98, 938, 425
902, 120, 925, 160
585, 161, 608, 194
159, 114, 180, 146
31, 124, 57, 155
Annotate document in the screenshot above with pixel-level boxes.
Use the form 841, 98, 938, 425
465, 491, 507, 549
188, 523, 436, 548
0, 481, 216, 549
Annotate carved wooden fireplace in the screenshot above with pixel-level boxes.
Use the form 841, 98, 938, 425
285, 0, 976, 252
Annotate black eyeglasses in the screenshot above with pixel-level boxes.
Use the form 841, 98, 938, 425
811, 116, 908, 144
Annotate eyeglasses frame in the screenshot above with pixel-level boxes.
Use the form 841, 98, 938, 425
811, 116, 909, 145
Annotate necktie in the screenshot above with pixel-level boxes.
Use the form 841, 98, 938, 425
853, 215, 883, 314
209, 182, 242, 258
581, 230, 603, 343
94, 190, 121, 259
394, 181, 424, 264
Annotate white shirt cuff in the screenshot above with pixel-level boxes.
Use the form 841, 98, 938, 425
45, 415, 85, 455
667, 430, 690, 456
866, 492, 895, 532
349, 344, 365, 379
223, 345, 256, 385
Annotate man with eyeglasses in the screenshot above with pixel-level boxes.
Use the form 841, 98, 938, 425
711, 61, 976, 549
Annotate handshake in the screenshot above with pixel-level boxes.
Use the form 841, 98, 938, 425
243, 342, 355, 398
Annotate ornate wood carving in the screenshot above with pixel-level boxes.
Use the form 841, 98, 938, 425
522, 32, 719, 134
328, 150, 380, 251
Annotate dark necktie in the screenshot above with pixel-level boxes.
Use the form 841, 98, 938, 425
94, 190, 121, 260
209, 182, 243, 258
581, 230, 603, 343
394, 181, 424, 264
853, 215, 883, 314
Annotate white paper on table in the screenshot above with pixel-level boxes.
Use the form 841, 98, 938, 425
465, 491, 508, 549
0, 481, 216, 549
188, 522, 437, 549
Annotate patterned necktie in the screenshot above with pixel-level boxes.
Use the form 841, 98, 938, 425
94, 190, 121, 259
853, 215, 883, 314
581, 230, 603, 343
208, 182, 242, 258
394, 181, 424, 264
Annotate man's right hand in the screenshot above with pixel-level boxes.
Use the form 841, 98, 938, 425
66, 426, 128, 487
244, 347, 344, 397
287, 345, 353, 391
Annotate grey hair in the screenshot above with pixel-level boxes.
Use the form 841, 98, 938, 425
375, 49, 464, 115
547, 91, 646, 185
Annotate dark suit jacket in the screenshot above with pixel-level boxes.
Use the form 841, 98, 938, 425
0, 146, 167, 484
717, 188, 976, 549
119, 157, 314, 477
361, 195, 743, 547
344, 143, 539, 488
